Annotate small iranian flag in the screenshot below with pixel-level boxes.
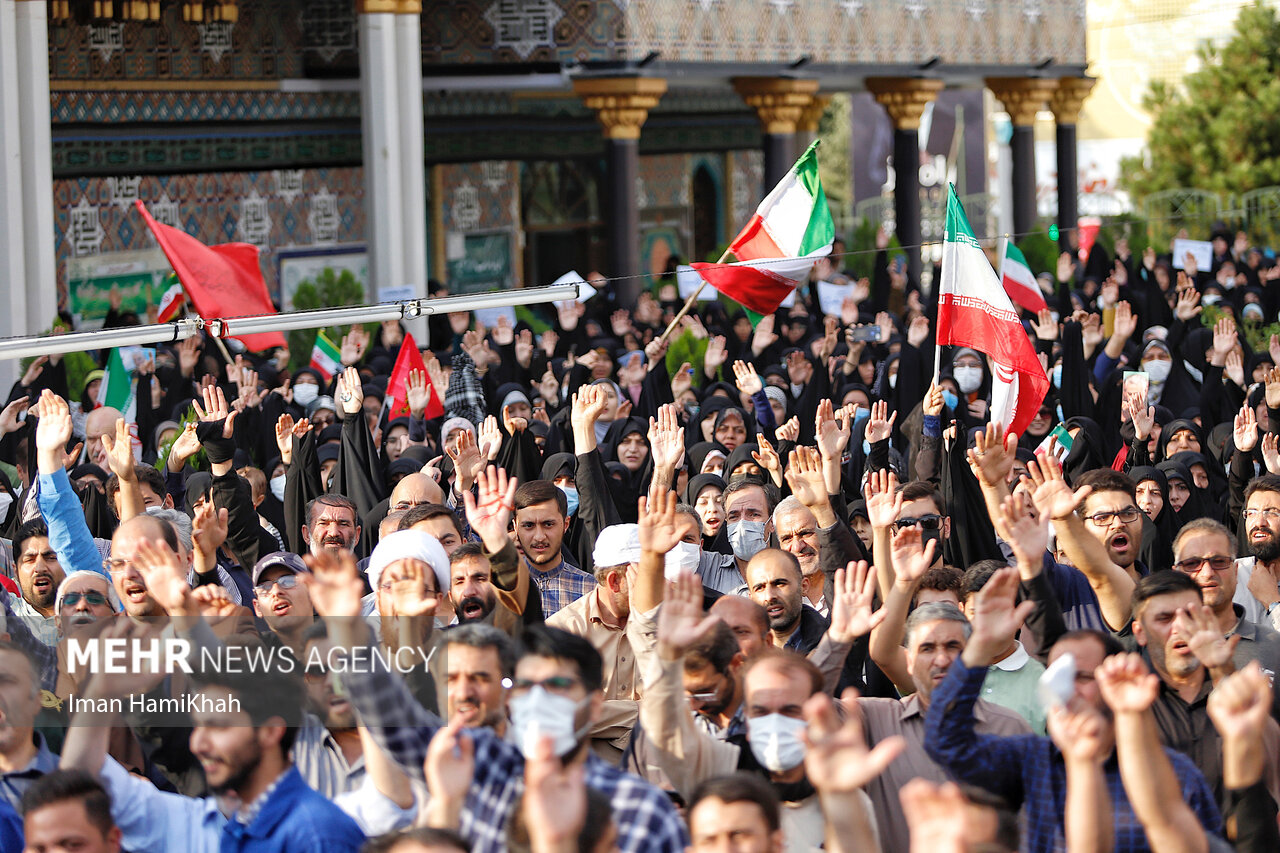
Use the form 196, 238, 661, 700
155, 278, 187, 323
999, 239, 1046, 312
310, 331, 342, 381
692, 140, 834, 324
937, 185, 1049, 437
97, 348, 137, 422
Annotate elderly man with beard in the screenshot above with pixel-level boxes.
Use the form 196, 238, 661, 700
1234, 474, 1280, 630
304, 495, 363, 560
1128, 570, 1280, 806
1171, 518, 1280, 716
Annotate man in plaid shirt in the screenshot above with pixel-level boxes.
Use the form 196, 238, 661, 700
319, 558, 687, 853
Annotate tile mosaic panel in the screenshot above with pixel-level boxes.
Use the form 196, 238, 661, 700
51, 167, 366, 311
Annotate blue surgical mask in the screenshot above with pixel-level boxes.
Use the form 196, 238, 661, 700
1052, 364, 1063, 388
853, 407, 870, 425
941, 390, 959, 411
862, 439, 872, 455
557, 485, 579, 517
727, 520, 768, 562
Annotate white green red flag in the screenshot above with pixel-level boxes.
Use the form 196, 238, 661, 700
937, 185, 1048, 437
692, 140, 834, 324
97, 347, 137, 422
998, 239, 1046, 312
155, 278, 187, 323
309, 331, 342, 382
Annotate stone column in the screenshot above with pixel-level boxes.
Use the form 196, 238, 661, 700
732, 77, 819, 189
0, 0, 27, 390
573, 76, 667, 306
986, 77, 1057, 238
395, 0, 428, 339
15, 0, 54, 334
1050, 77, 1096, 252
866, 77, 944, 286
795, 94, 832, 144
358, 0, 404, 306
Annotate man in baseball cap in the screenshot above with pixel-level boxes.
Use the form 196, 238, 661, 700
252, 552, 314, 660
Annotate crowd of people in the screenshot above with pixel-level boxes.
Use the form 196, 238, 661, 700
0, 226, 1279, 852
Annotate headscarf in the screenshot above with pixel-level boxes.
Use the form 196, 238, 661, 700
1130, 465, 1175, 569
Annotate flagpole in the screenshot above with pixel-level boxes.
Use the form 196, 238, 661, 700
657, 248, 733, 346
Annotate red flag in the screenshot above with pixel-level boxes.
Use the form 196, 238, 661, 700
385, 333, 444, 420
135, 201, 285, 352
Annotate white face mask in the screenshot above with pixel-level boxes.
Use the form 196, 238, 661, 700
727, 520, 768, 562
665, 541, 702, 579
953, 365, 982, 394
269, 475, 286, 502
0, 491, 12, 522
888, 372, 898, 389
293, 383, 319, 406
747, 713, 807, 772
1144, 359, 1172, 383
509, 686, 589, 758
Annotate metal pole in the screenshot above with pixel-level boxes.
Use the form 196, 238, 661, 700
0, 285, 579, 362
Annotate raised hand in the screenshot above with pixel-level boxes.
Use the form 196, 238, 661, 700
994, 493, 1049, 571
1056, 252, 1075, 283
774, 415, 800, 443
492, 315, 514, 346
301, 549, 366, 625
828, 561, 884, 643
1173, 601, 1240, 671
502, 403, 528, 436
523, 732, 588, 852
167, 422, 201, 473
1095, 651, 1159, 715
1047, 701, 1108, 766
192, 500, 229, 560
100, 418, 136, 483
570, 384, 608, 433
1174, 281, 1202, 322
814, 398, 851, 461
34, 390, 76, 474
1033, 308, 1058, 341
193, 384, 237, 438
637, 489, 696, 557
1124, 391, 1154, 441
555, 299, 582, 332
1234, 404, 1259, 453
447, 429, 485, 492
132, 538, 192, 617
340, 325, 369, 366
962, 567, 1035, 667
704, 335, 729, 376
1112, 301, 1138, 341
463, 464, 517, 552
336, 366, 364, 416
656, 572, 719, 661
1262, 433, 1280, 476
731, 360, 763, 396
406, 369, 430, 418
968, 421, 1017, 488
785, 349, 813, 387
424, 717, 475, 828
388, 558, 439, 620
864, 468, 902, 530
1266, 367, 1280, 410
1225, 349, 1245, 388
885, 498, 935, 581
191, 584, 237, 629
0, 396, 29, 436
20, 356, 47, 389
647, 404, 685, 474
864, 400, 896, 444
752, 434, 782, 485
538, 328, 559, 359
1211, 316, 1237, 365
478, 415, 502, 461
907, 315, 931, 349
784, 446, 828, 510
1207, 661, 1272, 743
801, 688, 904, 793
515, 329, 535, 369
1027, 453, 1092, 521
751, 315, 778, 356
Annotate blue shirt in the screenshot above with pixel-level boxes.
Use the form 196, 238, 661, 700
36, 468, 110, 580
220, 766, 365, 853
0, 797, 21, 852
924, 657, 1222, 853
0, 733, 58, 813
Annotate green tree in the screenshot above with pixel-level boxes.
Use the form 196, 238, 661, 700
287, 267, 369, 371
1120, 2, 1280, 208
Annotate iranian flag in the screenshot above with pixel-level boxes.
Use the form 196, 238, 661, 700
998, 239, 1046, 312
937, 185, 1049, 437
310, 331, 342, 382
97, 348, 137, 422
155, 278, 187, 323
692, 140, 834, 323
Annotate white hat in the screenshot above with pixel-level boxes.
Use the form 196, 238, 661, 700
592, 524, 641, 568
367, 529, 449, 596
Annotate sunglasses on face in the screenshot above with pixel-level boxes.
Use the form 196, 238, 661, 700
255, 574, 301, 595
62, 591, 109, 608
893, 514, 943, 531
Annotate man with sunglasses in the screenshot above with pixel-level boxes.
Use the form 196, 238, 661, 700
892, 481, 951, 571
1171, 518, 1280, 717
251, 552, 316, 661
55, 573, 116, 638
